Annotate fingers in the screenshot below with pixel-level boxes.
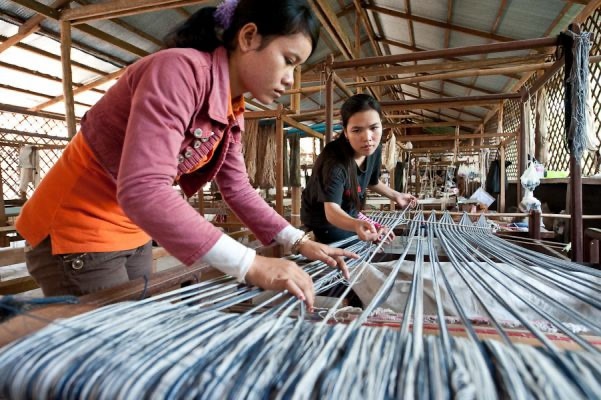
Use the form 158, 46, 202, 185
286, 271, 314, 310
246, 257, 315, 310
327, 247, 359, 259
333, 255, 350, 279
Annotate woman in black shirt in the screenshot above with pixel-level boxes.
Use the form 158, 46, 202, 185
301, 94, 416, 244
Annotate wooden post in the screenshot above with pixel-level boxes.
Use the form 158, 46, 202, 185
325, 55, 334, 143
518, 97, 527, 205
198, 191, 205, 216
563, 26, 584, 262
0, 165, 7, 247
529, 210, 541, 240
499, 144, 506, 213
389, 165, 395, 210
60, 20, 77, 139
275, 105, 284, 217
291, 187, 301, 227
291, 67, 301, 114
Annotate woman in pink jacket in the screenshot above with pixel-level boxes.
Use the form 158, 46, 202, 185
17, 0, 355, 309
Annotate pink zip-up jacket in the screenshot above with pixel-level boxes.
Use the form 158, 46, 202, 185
81, 46, 289, 265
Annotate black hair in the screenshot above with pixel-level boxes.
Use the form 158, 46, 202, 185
164, 0, 320, 55
317, 94, 383, 211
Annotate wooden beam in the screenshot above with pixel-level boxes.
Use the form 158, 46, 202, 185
0, 34, 114, 76
325, 55, 334, 143
303, 54, 546, 81
309, 0, 352, 59
332, 37, 558, 69
243, 110, 279, 120
345, 62, 552, 89
60, 0, 212, 24
397, 132, 516, 142
366, 4, 517, 43
7, 0, 60, 19
282, 116, 324, 140
388, 121, 482, 128
0, 83, 91, 108
295, 61, 551, 94
0, 103, 77, 121
0, 61, 105, 96
0, 0, 72, 54
275, 105, 284, 217
60, 20, 77, 139
380, 93, 520, 111
32, 68, 125, 112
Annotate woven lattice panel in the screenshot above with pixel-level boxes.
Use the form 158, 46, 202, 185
539, 11, 601, 176
485, 8, 601, 180
0, 109, 68, 200
545, 72, 569, 172
0, 146, 20, 200
581, 10, 601, 175
501, 94, 525, 180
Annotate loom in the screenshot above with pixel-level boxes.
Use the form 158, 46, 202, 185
0, 209, 599, 399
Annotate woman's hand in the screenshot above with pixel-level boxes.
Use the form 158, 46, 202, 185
297, 240, 357, 280
354, 219, 380, 242
393, 192, 417, 208
245, 254, 316, 310
377, 226, 395, 244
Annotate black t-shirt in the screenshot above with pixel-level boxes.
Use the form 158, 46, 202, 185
301, 142, 381, 229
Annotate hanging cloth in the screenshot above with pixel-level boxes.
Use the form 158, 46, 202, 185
382, 133, 397, 172
524, 96, 534, 160
535, 87, 549, 164
565, 30, 596, 160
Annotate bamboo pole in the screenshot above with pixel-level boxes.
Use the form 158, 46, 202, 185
275, 105, 284, 217
60, 20, 76, 139
325, 55, 334, 143
331, 36, 558, 69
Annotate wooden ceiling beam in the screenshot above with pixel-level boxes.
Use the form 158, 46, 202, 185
0, 83, 92, 108
380, 93, 519, 111
0, 34, 110, 75
333, 36, 557, 69
305, 54, 545, 81
32, 68, 124, 111
74, 0, 163, 47
457, 0, 508, 121
7, 0, 60, 19
396, 131, 516, 142
0, 60, 105, 95
309, 0, 353, 59
365, 4, 517, 43
0, 14, 132, 67
481, 0, 601, 128
0, 0, 71, 54
60, 0, 212, 24
398, 91, 487, 119
385, 120, 481, 128
344, 61, 551, 89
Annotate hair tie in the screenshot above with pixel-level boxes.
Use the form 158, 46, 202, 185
214, 0, 239, 30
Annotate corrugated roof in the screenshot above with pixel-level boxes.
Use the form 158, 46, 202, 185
0, 0, 592, 133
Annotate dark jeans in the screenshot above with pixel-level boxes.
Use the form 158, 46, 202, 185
25, 236, 153, 297
311, 225, 354, 245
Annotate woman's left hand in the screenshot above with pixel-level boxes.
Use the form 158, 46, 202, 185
393, 192, 417, 208
298, 240, 358, 279
376, 226, 395, 244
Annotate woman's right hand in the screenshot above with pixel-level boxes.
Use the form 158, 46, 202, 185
354, 219, 380, 242
244, 254, 315, 310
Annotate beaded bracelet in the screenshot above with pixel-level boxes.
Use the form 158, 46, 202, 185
290, 233, 311, 254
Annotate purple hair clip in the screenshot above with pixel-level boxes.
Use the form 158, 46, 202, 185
214, 0, 239, 30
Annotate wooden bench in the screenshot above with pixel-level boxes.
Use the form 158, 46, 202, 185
0, 247, 37, 295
